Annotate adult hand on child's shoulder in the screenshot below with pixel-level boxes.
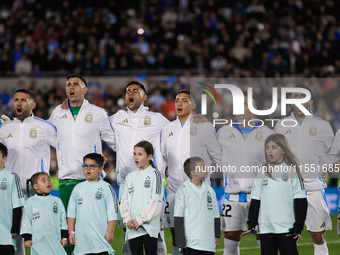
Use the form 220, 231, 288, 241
105, 231, 114, 244
24, 240, 33, 248
61, 239, 68, 247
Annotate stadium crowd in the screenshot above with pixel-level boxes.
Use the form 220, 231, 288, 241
0, 0, 340, 77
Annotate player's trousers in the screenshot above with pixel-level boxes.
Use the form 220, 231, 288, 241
59, 179, 85, 255
259, 233, 298, 255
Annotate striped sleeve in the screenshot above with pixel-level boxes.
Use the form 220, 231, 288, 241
11, 172, 25, 208
106, 183, 118, 221
152, 170, 163, 200
154, 170, 162, 195
108, 185, 119, 214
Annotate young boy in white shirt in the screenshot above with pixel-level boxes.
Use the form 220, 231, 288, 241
174, 157, 220, 254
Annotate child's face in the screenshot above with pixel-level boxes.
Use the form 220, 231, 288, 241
266, 141, 284, 164
192, 160, 208, 180
33, 174, 52, 194
0, 152, 7, 170
134, 147, 152, 170
83, 158, 102, 182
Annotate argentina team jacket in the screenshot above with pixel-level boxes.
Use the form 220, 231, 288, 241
109, 105, 169, 184
0, 115, 56, 188
49, 99, 115, 180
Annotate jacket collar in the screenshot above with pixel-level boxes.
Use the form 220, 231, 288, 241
175, 114, 192, 126
127, 104, 149, 116
290, 112, 313, 122
13, 114, 35, 123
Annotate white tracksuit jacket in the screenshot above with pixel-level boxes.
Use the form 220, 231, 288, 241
275, 113, 334, 191
217, 123, 274, 195
162, 114, 222, 194
49, 99, 115, 180
0, 116, 56, 187
109, 105, 169, 184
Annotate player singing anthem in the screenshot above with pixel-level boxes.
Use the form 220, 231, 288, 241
161, 90, 221, 255
109, 81, 169, 255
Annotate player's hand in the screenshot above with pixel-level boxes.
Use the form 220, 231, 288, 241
61, 238, 68, 247
11, 233, 19, 238
0, 114, 11, 127
69, 233, 75, 245
105, 230, 114, 244
193, 114, 207, 124
127, 219, 135, 229
24, 240, 33, 248
293, 233, 302, 242
103, 156, 108, 166
215, 237, 219, 247
133, 221, 141, 230
241, 229, 254, 236
61, 99, 68, 110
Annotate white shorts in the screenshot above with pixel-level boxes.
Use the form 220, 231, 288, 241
163, 192, 175, 228
220, 196, 251, 232
305, 190, 332, 232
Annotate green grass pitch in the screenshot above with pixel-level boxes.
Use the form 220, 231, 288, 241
25, 214, 340, 254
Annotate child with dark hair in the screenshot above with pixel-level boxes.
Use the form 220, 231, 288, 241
120, 141, 163, 255
174, 157, 220, 254
20, 172, 67, 254
67, 153, 118, 255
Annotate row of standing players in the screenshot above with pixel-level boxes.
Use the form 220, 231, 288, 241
1, 76, 340, 255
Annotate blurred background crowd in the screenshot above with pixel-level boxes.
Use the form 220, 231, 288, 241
1, 0, 340, 186
1, 0, 340, 77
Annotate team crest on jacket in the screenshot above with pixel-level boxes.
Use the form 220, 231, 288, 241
0, 178, 7, 190
190, 126, 197, 136
95, 188, 103, 200
85, 112, 93, 123
30, 128, 37, 139
53, 201, 58, 214
207, 191, 213, 210
144, 115, 151, 126
144, 176, 151, 188
309, 125, 317, 136
255, 130, 263, 141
